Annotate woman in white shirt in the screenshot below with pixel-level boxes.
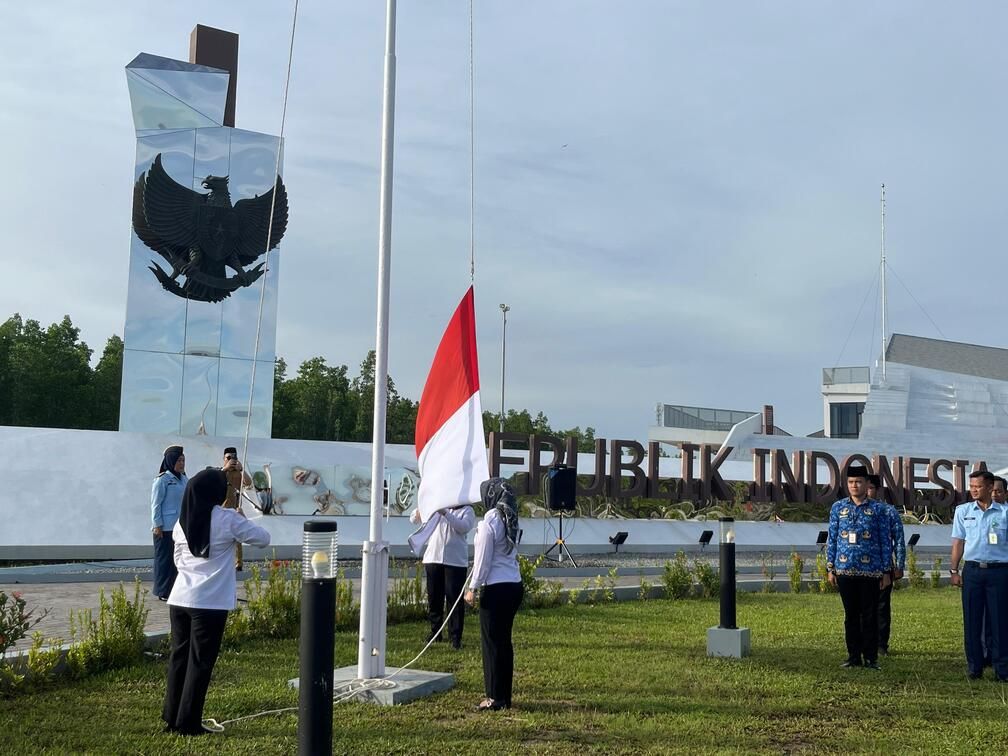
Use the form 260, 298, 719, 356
411, 504, 476, 648
464, 478, 523, 711
162, 468, 271, 736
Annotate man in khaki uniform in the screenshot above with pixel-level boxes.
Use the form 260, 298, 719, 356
222, 447, 252, 571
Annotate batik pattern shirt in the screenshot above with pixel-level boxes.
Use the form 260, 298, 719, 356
827, 497, 893, 577
882, 502, 906, 571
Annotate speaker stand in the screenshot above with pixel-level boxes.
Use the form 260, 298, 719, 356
543, 511, 578, 567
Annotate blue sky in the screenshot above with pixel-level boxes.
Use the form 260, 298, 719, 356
3, 1, 1007, 440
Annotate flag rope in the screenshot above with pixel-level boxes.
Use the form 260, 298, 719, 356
203, 566, 475, 730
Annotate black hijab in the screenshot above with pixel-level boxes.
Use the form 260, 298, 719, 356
179, 468, 228, 558
159, 445, 184, 479
481, 477, 518, 554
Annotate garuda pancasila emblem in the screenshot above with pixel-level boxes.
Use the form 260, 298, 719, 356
132, 153, 288, 303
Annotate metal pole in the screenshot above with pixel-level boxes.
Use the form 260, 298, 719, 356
299, 521, 337, 756
719, 518, 736, 630
499, 303, 509, 432
880, 183, 887, 383
358, 0, 396, 680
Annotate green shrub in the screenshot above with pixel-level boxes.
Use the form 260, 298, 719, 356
930, 555, 943, 589
815, 552, 836, 593
66, 580, 148, 679
760, 552, 777, 593
334, 566, 357, 629
519, 554, 544, 600
244, 561, 301, 638
638, 577, 653, 601
516, 555, 564, 609
788, 551, 804, 594
693, 559, 719, 598
907, 550, 926, 589
23, 632, 62, 691
0, 589, 48, 659
601, 568, 618, 603
662, 551, 693, 599
387, 561, 427, 625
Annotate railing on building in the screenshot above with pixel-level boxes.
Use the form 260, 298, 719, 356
659, 404, 754, 432
822, 366, 870, 386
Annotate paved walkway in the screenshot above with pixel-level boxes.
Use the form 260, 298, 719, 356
1, 573, 647, 655
2, 552, 945, 656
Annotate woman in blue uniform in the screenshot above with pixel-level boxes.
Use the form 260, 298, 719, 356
151, 445, 187, 600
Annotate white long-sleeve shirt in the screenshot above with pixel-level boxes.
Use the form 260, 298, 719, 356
468, 508, 520, 590
168, 506, 271, 611
410, 506, 475, 567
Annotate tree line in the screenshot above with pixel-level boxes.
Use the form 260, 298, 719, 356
0, 314, 597, 450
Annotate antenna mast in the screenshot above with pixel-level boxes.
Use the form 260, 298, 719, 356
880, 183, 887, 383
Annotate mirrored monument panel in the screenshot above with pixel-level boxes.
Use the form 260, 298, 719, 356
126, 69, 220, 132
180, 354, 220, 435
193, 128, 231, 190
183, 299, 222, 357
215, 358, 274, 438
119, 350, 184, 434
220, 252, 279, 361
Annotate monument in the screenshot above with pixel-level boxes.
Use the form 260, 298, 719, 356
120, 25, 285, 438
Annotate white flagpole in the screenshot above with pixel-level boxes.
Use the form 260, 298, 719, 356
358, 0, 397, 680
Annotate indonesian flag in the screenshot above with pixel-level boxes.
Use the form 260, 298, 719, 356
415, 285, 490, 523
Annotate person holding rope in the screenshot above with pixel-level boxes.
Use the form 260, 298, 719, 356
221, 447, 252, 572
411, 503, 475, 648
465, 478, 523, 711
162, 468, 270, 736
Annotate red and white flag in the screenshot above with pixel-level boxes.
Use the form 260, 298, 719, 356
415, 285, 490, 523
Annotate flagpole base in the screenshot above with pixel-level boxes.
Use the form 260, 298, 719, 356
288, 665, 455, 706
357, 540, 389, 679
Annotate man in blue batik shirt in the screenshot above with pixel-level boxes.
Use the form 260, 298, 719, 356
867, 474, 906, 655
827, 465, 893, 670
950, 470, 1008, 680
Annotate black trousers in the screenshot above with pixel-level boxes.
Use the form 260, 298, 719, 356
878, 583, 893, 650
153, 530, 177, 599
837, 575, 881, 663
163, 606, 229, 734
425, 563, 467, 643
479, 582, 523, 706
961, 563, 1008, 678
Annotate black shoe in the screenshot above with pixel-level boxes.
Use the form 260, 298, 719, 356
475, 698, 508, 711
450, 638, 462, 650
157, 596, 168, 602
968, 669, 983, 680
841, 659, 862, 668
878, 647, 888, 657
864, 660, 882, 671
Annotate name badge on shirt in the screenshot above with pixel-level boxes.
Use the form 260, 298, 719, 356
848, 532, 857, 544
990, 532, 999, 545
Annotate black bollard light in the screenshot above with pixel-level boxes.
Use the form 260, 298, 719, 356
299, 520, 338, 756
718, 517, 736, 630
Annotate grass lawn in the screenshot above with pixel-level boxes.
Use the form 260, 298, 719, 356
2, 589, 1007, 754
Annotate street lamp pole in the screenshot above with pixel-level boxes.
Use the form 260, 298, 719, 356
499, 303, 509, 433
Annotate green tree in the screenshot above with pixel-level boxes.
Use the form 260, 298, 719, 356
272, 356, 355, 441
3, 315, 93, 428
350, 350, 414, 444
91, 335, 123, 430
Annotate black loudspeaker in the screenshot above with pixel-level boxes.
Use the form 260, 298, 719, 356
544, 465, 577, 511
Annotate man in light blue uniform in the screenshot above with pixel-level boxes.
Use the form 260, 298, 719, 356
950, 470, 1008, 680
151, 445, 187, 600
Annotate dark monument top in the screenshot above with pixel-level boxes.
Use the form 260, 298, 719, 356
189, 24, 238, 127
